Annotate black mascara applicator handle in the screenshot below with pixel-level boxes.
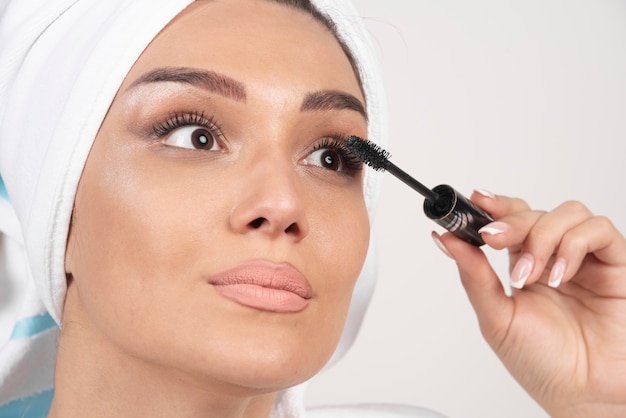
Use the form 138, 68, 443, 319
423, 185, 494, 246
383, 160, 439, 202
384, 164, 493, 245
344, 136, 494, 246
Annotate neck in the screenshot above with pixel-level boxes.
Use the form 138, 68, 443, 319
48, 287, 276, 418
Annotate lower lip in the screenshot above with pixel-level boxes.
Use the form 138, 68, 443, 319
213, 284, 310, 313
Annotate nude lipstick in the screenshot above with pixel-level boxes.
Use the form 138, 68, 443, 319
208, 260, 312, 313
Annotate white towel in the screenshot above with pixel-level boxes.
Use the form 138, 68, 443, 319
0, 0, 388, 416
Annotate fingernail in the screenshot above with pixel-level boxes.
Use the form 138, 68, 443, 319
478, 221, 509, 236
510, 253, 534, 289
431, 231, 454, 259
548, 257, 566, 288
474, 188, 496, 199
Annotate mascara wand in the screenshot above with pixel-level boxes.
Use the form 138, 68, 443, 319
346, 136, 440, 202
345, 136, 494, 246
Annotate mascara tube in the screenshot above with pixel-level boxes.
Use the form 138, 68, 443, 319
423, 185, 494, 246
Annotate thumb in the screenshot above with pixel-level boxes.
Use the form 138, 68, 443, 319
435, 231, 514, 348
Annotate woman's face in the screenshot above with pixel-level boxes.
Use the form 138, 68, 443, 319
65, 0, 369, 394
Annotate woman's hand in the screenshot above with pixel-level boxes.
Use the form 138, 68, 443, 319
434, 191, 626, 418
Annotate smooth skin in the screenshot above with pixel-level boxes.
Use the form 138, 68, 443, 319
53, 1, 369, 417
436, 192, 626, 417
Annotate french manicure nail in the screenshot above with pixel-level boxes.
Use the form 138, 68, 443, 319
474, 188, 496, 199
431, 231, 454, 259
548, 258, 566, 288
510, 253, 534, 289
478, 221, 509, 236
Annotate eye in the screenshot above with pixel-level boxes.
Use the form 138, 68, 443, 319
152, 112, 225, 151
164, 126, 221, 151
306, 148, 344, 171
303, 136, 362, 174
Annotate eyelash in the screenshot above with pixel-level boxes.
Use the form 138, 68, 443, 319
312, 135, 363, 173
151, 112, 362, 174
152, 111, 224, 139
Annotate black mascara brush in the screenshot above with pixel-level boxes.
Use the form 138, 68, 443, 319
345, 136, 494, 246
345, 135, 440, 202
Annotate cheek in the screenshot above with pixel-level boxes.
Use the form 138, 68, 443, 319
66, 139, 221, 352
306, 193, 370, 344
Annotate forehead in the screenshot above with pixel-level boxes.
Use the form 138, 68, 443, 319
120, 0, 364, 102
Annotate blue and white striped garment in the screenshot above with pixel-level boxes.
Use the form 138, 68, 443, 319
0, 174, 59, 417
0, 175, 7, 201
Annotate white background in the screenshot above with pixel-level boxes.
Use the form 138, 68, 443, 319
306, 1, 626, 417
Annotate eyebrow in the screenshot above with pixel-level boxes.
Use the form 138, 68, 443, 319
127, 67, 367, 119
127, 67, 247, 102
301, 90, 368, 121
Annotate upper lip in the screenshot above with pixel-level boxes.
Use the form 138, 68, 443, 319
208, 260, 313, 299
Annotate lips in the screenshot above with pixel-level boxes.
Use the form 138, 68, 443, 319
208, 260, 313, 313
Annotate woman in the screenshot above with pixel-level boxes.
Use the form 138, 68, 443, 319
1, 0, 387, 417
1, 1, 626, 418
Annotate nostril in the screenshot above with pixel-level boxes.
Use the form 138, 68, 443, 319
249, 217, 265, 229
285, 223, 300, 235
247, 218, 301, 235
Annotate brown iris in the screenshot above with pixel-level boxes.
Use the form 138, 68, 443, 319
191, 128, 215, 149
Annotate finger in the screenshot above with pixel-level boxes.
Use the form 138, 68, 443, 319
470, 189, 531, 219
479, 202, 593, 289
512, 201, 593, 288
549, 215, 626, 289
433, 231, 514, 347
478, 210, 546, 252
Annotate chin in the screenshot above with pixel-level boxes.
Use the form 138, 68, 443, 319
176, 329, 337, 393
238, 340, 335, 390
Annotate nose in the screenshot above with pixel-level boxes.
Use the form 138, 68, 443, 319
229, 156, 309, 242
